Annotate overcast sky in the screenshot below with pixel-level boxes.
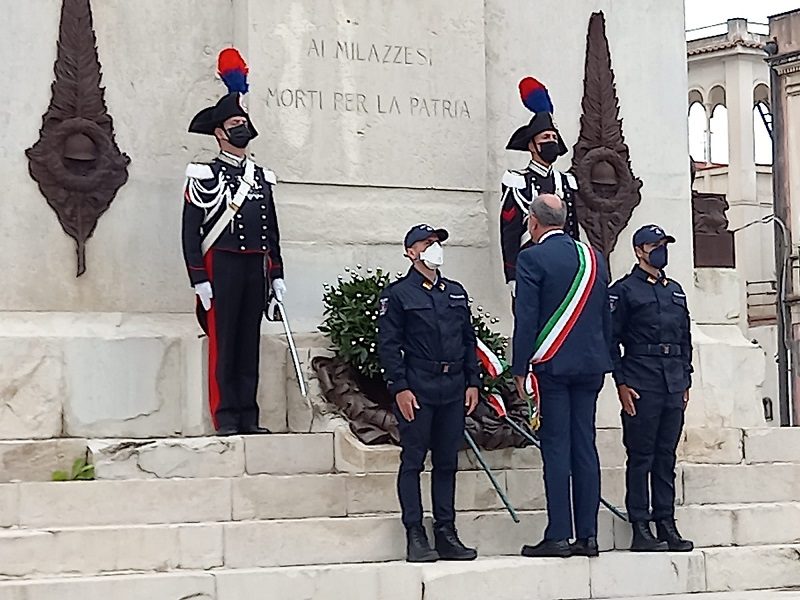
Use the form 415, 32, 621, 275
686, 0, 800, 30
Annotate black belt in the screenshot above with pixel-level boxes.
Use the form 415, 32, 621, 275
627, 344, 682, 357
406, 356, 464, 374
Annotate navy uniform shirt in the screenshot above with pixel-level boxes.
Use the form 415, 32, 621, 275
608, 266, 693, 394
378, 268, 481, 404
181, 153, 284, 285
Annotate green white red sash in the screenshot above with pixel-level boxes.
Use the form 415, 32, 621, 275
532, 240, 598, 362
525, 240, 598, 426
473, 240, 598, 430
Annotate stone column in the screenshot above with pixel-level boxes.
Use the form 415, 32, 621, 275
723, 34, 761, 330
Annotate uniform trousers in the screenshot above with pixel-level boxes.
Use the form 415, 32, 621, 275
621, 390, 684, 523
536, 372, 604, 541
394, 396, 466, 528
197, 250, 265, 431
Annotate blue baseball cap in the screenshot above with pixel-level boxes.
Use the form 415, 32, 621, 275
632, 224, 675, 247
404, 224, 449, 248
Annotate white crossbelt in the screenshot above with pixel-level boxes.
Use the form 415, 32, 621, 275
201, 159, 255, 255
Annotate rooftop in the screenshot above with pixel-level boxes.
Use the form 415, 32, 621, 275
687, 18, 769, 56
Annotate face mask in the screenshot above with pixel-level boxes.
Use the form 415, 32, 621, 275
419, 242, 444, 270
537, 141, 560, 164
225, 124, 252, 149
647, 245, 668, 270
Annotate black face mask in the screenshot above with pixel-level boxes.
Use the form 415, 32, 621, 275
537, 141, 561, 164
648, 245, 668, 270
225, 124, 252, 149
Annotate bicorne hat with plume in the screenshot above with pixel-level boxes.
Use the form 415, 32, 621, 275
188, 48, 258, 139
506, 77, 566, 155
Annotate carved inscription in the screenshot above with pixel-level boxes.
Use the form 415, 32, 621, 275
307, 38, 433, 66
265, 37, 471, 119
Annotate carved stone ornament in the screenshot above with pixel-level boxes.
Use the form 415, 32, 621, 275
692, 191, 735, 268
26, 0, 130, 277
572, 11, 643, 259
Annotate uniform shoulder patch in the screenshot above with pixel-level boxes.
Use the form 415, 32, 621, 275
262, 169, 277, 185
609, 293, 619, 312
379, 297, 390, 316
502, 170, 527, 190
185, 163, 214, 180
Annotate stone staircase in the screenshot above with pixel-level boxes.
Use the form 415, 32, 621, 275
1, 425, 799, 599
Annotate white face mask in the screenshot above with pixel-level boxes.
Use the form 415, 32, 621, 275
419, 242, 444, 270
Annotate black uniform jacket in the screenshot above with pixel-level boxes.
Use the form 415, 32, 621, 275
500, 162, 579, 283
378, 268, 481, 404
181, 155, 284, 285
609, 266, 693, 394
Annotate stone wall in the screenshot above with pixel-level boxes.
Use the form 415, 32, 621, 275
1, 0, 692, 320
2, 0, 769, 437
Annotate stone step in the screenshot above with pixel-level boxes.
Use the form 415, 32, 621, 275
0, 512, 617, 577
88, 433, 335, 479
4, 426, 800, 483
0, 439, 88, 483
1, 547, 799, 600
5, 468, 583, 527
681, 463, 800, 504
3, 499, 800, 578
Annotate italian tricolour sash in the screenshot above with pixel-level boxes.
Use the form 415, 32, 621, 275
525, 240, 598, 429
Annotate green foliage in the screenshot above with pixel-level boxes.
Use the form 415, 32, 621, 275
52, 457, 95, 482
319, 265, 393, 378
319, 265, 512, 396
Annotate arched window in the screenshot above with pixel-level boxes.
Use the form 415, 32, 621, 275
688, 101, 708, 162
753, 103, 773, 165
709, 104, 729, 165
753, 84, 772, 165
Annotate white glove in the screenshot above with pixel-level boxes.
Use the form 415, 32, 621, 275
272, 278, 287, 303
507, 280, 516, 298
195, 281, 213, 311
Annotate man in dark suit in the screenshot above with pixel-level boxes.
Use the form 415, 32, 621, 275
512, 194, 613, 558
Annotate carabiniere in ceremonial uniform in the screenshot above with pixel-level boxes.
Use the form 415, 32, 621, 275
378, 225, 480, 563
500, 77, 579, 300
181, 48, 286, 436
609, 225, 694, 553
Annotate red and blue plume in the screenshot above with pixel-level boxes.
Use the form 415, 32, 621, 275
217, 48, 249, 94
519, 77, 553, 114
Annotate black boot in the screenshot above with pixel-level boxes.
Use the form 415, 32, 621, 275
630, 522, 669, 552
570, 537, 599, 557
434, 523, 477, 561
216, 425, 238, 436
521, 539, 572, 558
655, 519, 694, 552
406, 525, 439, 563
240, 425, 272, 435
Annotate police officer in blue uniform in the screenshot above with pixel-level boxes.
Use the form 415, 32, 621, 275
378, 225, 480, 563
512, 195, 612, 558
609, 225, 694, 552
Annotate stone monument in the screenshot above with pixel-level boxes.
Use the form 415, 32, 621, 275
0, 0, 766, 437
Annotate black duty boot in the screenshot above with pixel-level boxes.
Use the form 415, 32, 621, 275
630, 522, 669, 552
240, 425, 272, 435
521, 539, 572, 558
434, 523, 477, 561
406, 525, 439, 563
655, 519, 694, 552
570, 537, 599, 557
216, 425, 238, 436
